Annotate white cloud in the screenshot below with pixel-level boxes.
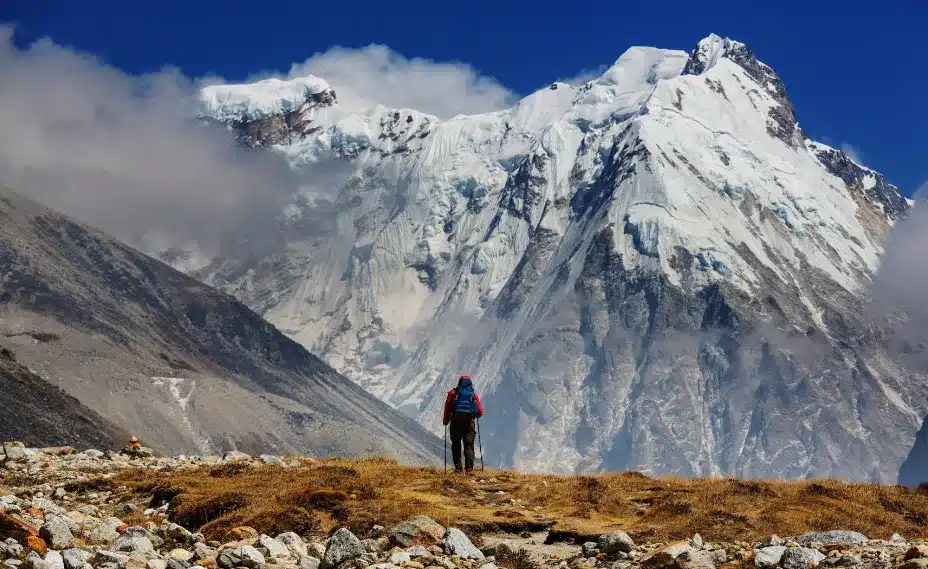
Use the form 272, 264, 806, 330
0, 26, 353, 257
283, 45, 517, 118
840, 142, 863, 164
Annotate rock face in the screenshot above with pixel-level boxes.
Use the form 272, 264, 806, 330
0, 187, 442, 463
181, 33, 923, 480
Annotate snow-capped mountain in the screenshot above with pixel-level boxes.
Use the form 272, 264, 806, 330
181, 34, 924, 481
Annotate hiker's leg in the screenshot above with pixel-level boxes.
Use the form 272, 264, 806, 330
449, 420, 464, 471
463, 420, 476, 472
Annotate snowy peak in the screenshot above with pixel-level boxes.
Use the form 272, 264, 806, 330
199, 75, 335, 123
681, 34, 748, 76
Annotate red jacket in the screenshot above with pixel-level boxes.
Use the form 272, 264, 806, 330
442, 388, 484, 425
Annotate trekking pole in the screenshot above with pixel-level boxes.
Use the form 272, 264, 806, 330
476, 418, 485, 471
444, 424, 448, 475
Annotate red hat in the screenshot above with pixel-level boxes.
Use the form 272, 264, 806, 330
459, 375, 470, 380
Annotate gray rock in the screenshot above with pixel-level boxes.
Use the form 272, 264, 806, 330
192, 544, 216, 562
403, 546, 431, 558
598, 532, 635, 554
217, 546, 266, 569
760, 536, 784, 548
4, 560, 22, 569
296, 556, 320, 569
892, 534, 906, 543
582, 543, 599, 558
166, 560, 190, 569
40, 517, 75, 550
307, 544, 326, 560
276, 534, 308, 558
80, 517, 122, 545
23, 553, 46, 569
42, 553, 64, 569
781, 547, 826, 569
755, 546, 787, 569
322, 529, 364, 569
2, 443, 27, 462
388, 553, 410, 565
53, 489, 66, 500
3, 543, 24, 560
258, 536, 291, 560
795, 532, 868, 547
84, 450, 104, 459
61, 550, 90, 569
147, 561, 167, 569
112, 532, 155, 555
390, 517, 445, 547
676, 550, 715, 569
161, 523, 195, 548
691, 535, 703, 550
94, 552, 129, 569
441, 528, 484, 560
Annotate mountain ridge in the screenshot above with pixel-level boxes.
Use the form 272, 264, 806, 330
169, 34, 922, 480
0, 185, 442, 463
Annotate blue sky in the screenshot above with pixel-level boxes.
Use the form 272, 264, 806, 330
2, 0, 924, 193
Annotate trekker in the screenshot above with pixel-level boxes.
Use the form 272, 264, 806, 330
443, 375, 484, 473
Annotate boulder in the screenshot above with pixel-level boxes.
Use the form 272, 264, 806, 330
296, 556, 319, 569
147, 561, 168, 569
321, 529, 364, 569
441, 529, 483, 561
2, 444, 27, 463
598, 532, 635, 554
794, 532, 867, 547
39, 518, 75, 550
390, 518, 445, 548
112, 529, 155, 555
216, 546, 265, 569
754, 546, 786, 569
759, 536, 784, 548
276, 534, 307, 558
166, 560, 190, 569
61, 549, 90, 569
42, 553, 64, 569
258, 536, 291, 560
642, 542, 694, 569
780, 547, 825, 569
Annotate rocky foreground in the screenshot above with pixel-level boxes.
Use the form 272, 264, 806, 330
2, 444, 927, 569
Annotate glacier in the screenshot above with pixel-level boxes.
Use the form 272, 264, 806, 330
173, 34, 924, 481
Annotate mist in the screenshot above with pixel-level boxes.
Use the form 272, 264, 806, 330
869, 185, 928, 370
0, 28, 516, 259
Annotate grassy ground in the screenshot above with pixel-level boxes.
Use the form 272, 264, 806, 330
113, 457, 928, 544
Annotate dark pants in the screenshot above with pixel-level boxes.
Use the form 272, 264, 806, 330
449, 414, 477, 472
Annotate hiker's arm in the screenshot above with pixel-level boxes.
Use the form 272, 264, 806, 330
475, 393, 484, 418
442, 391, 453, 425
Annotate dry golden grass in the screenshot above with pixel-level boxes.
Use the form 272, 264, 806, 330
112, 457, 928, 544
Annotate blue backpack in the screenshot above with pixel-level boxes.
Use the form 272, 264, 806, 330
454, 380, 478, 416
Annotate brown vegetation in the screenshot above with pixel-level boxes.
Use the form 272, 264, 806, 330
112, 457, 928, 543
